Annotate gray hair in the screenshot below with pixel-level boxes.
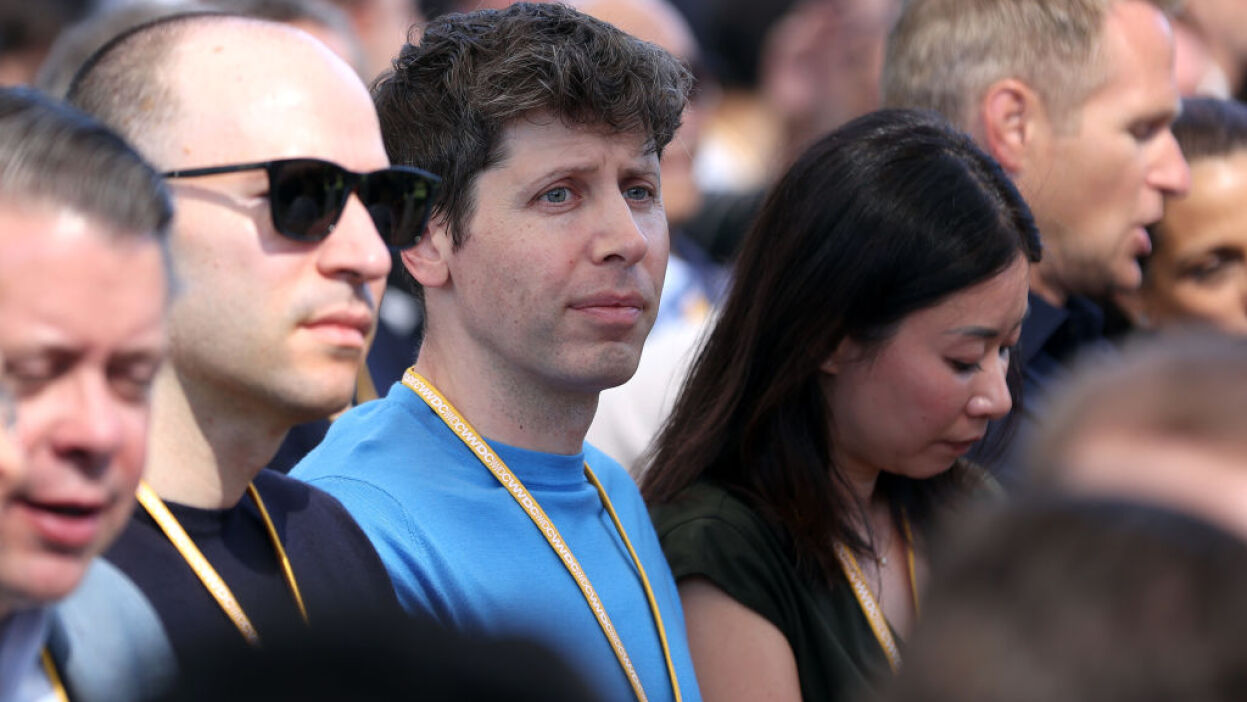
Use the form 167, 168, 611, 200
883, 0, 1180, 131
0, 85, 171, 240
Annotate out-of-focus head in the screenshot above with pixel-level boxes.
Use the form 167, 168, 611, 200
1133, 97, 1247, 334
886, 498, 1247, 702
69, 14, 394, 427
1030, 331, 1247, 539
0, 0, 93, 85
375, 1, 691, 290
211, 0, 366, 74
38, 0, 366, 99
683, 0, 900, 186
324, 0, 424, 84
763, 0, 901, 156
644, 109, 1040, 575
0, 87, 170, 614
1182, 0, 1247, 91
1169, 13, 1230, 97
573, 0, 704, 227
884, 0, 1190, 304
669, 0, 797, 92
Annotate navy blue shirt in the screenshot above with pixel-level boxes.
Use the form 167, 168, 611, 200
106, 469, 403, 665
977, 292, 1116, 486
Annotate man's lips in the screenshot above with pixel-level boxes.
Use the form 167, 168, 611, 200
14, 496, 109, 551
301, 308, 374, 348
570, 292, 647, 326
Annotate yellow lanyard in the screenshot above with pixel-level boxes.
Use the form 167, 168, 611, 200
40, 649, 69, 702
402, 369, 682, 702
135, 481, 309, 646
832, 517, 919, 674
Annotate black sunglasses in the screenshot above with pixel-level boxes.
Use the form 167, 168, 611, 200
163, 158, 440, 249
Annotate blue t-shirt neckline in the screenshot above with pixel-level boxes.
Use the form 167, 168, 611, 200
388, 380, 591, 490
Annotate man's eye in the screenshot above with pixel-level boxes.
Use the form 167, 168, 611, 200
624, 185, 654, 201
5, 359, 60, 393
110, 362, 161, 402
540, 187, 570, 204
1129, 119, 1165, 141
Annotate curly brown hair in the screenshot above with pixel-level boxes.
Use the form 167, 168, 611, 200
373, 2, 692, 254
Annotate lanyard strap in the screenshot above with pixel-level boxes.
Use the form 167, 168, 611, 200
40, 649, 69, 702
833, 516, 919, 674
135, 481, 309, 646
402, 369, 681, 702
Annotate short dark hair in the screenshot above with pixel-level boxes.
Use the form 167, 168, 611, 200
1167, 96, 1247, 163
373, 1, 692, 252
0, 86, 171, 240
886, 498, 1247, 702
643, 108, 1041, 580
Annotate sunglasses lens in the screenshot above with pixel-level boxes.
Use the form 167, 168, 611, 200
359, 170, 435, 249
269, 160, 349, 242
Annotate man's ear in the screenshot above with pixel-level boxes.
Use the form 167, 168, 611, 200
400, 215, 452, 289
978, 78, 1046, 175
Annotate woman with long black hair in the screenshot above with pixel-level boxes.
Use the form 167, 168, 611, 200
644, 108, 1042, 702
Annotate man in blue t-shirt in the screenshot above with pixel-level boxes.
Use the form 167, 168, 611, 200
293, 5, 700, 701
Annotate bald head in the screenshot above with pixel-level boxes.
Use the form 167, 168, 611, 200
68, 13, 379, 168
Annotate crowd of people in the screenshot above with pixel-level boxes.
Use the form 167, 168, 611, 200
1, 0, 1245, 700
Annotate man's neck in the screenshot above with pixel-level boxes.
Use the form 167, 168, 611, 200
1028, 263, 1069, 309
413, 340, 598, 456
143, 368, 289, 510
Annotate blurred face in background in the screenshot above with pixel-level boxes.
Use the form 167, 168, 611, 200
1138, 152, 1247, 334
0, 205, 167, 613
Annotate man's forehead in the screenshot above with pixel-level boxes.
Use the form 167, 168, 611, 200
0, 203, 103, 256
0, 205, 166, 328
494, 115, 658, 165
158, 19, 385, 170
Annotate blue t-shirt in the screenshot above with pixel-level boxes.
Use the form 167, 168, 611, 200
292, 381, 701, 702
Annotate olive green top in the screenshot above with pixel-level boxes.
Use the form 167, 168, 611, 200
652, 480, 897, 702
